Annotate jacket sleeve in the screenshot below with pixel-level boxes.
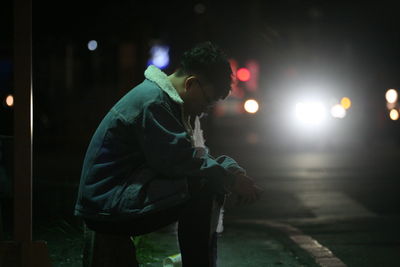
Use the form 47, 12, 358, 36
195, 145, 246, 176
134, 102, 236, 192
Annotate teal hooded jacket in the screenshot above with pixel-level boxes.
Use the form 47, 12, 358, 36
74, 66, 245, 221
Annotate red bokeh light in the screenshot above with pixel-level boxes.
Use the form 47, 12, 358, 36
236, 68, 251, 82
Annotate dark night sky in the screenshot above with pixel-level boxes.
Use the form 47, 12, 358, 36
30, 1, 400, 82
1, 0, 400, 137
1, 1, 398, 81
1, 1, 398, 69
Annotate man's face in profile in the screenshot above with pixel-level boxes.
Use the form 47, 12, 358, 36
182, 77, 218, 116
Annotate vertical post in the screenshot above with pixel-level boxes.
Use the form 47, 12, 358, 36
14, 0, 51, 266
14, 0, 33, 247
0, 0, 51, 265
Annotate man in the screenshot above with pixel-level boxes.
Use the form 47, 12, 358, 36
75, 41, 263, 267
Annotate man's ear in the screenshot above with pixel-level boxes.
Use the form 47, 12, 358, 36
184, 76, 197, 92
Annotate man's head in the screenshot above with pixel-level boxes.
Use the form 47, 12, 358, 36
170, 42, 233, 116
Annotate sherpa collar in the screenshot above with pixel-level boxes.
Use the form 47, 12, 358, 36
144, 65, 184, 104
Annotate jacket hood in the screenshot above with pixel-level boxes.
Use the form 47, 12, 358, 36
144, 65, 184, 104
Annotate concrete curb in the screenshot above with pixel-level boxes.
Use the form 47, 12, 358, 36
233, 219, 347, 267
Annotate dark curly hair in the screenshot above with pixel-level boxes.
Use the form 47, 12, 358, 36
177, 42, 233, 99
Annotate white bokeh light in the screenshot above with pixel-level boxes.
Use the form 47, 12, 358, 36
330, 104, 346, 118
5, 94, 14, 107
244, 99, 259, 113
389, 109, 399, 121
385, 89, 398, 104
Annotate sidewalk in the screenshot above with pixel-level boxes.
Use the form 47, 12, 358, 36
31, 217, 319, 267
140, 220, 318, 267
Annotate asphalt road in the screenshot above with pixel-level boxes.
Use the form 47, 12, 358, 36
211, 142, 400, 267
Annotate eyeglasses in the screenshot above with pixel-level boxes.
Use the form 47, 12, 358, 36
196, 79, 216, 106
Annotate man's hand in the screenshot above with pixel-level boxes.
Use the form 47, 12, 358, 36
231, 173, 264, 205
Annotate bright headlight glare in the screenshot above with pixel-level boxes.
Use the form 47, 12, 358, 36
331, 104, 346, 118
295, 101, 326, 124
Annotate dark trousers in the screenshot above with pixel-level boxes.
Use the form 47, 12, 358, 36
84, 183, 222, 267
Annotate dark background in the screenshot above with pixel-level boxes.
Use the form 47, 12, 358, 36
1, 0, 400, 230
